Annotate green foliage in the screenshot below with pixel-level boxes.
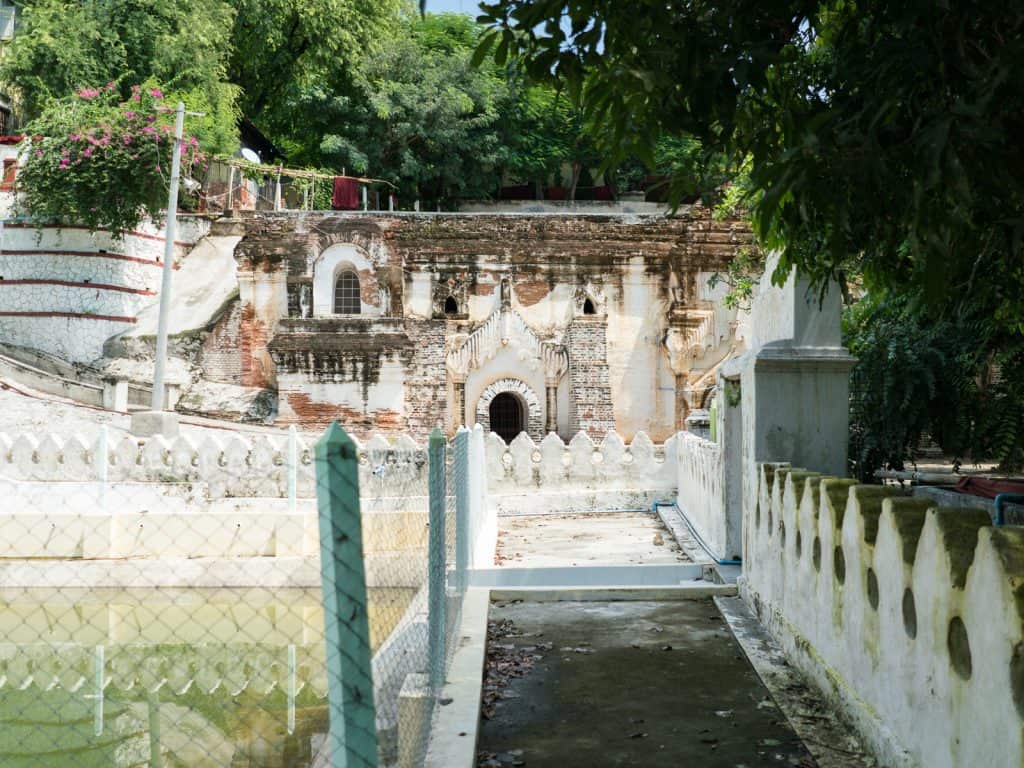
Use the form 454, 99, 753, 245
475, 1, 1024, 325
16, 84, 206, 236
708, 247, 763, 312
283, 13, 510, 203
1, 0, 240, 154
228, 0, 404, 122
477, 0, 1024, 472
845, 292, 1024, 480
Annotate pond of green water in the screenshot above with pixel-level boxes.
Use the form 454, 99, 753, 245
0, 586, 415, 767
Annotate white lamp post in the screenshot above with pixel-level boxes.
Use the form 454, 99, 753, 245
131, 102, 202, 438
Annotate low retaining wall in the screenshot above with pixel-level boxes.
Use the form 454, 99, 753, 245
0, 427, 674, 506
743, 464, 1024, 768
676, 432, 730, 558
484, 430, 676, 514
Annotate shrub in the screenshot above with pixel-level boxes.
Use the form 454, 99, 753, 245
16, 82, 206, 237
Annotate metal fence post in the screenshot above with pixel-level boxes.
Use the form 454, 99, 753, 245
315, 422, 377, 767
427, 428, 447, 691
288, 424, 298, 513
97, 425, 108, 512
453, 428, 470, 593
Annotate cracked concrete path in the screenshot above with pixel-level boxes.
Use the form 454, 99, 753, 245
477, 599, 820, 768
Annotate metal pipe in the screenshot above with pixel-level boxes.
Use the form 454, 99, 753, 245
995, 494, 1024, 526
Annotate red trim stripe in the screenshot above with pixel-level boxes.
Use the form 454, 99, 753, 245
0, 279, 155, 295
1, 222, 196, 248
0, 249, 180, 269
0, 311, 136, 323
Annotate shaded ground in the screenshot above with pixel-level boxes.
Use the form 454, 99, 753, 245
477, 599, 817, 768
495, 513, 689, 568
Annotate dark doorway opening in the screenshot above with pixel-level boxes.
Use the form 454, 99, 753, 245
582, 297, 596, 315
489, 392, 524, 443
444, 296, 459, 315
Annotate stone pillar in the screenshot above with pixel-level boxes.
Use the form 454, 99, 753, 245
545, 385, 558, 433
452, 379, 466, 428
722, 253, 857, 564
674, 373, 691, 432
664, 328, 691, 432
541, 342, 568, 437
102, 378, 129, 413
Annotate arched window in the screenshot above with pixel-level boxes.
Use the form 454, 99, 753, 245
334, 270, 361, 314
582, 297, 597, 315
444, 296, 459, 316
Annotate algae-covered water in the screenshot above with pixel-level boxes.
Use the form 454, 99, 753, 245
0, 586, 415, 767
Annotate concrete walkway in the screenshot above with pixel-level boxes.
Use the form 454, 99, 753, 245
477, 598, 818, 768
495, 512, 690, 568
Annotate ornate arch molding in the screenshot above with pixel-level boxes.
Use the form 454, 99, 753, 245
445, 307, 568, 384
476, 378, 544, 440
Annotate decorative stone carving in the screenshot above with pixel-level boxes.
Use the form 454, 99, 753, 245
573, 282, 607, 316
432, 275, 468, 318
475, 377, 544, 440
445, 306, 568, 385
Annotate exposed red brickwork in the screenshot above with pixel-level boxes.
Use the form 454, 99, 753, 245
278, 390, 403, 438
567, 317, 615, 438
239, 304, 273, 389
200, 299, 243, 384
404, 320, 447, 439
513, 277, 552, 306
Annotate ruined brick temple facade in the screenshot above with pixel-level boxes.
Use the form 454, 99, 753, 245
208, 208, 751, 442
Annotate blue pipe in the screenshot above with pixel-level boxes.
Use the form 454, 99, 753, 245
994, 494, 1024, 526
651, 501, 742, 566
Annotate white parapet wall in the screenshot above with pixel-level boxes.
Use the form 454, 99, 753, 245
0, 427, 675, 505
676, 431, 728, 559
484, 429, 677, 515
743, 464, 1024, 768
0, 426, 673, 564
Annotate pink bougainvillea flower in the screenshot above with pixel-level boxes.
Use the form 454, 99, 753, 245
123, 135, 133, 145
83, 148, 94, 158
155, 165, 162, 173
124, 111, 136, 119
58, 159, 70, 169
149, 88, 164, 99
76, 87, 100, 100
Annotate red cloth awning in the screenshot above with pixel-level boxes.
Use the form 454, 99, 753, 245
331, 177, 359, 210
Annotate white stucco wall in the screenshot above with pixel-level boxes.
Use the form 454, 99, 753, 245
743, 466, 1024, 768
0, 218, 210, 362
604, 257, 675, 439
312, 242, 381, 317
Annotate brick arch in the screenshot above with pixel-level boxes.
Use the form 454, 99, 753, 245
476, 378, 543, 441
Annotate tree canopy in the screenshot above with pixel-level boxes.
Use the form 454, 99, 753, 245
1, 0, 239, 153
476, 0, 1024, 470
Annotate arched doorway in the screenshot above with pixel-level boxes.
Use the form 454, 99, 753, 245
489, 392, 524, 443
